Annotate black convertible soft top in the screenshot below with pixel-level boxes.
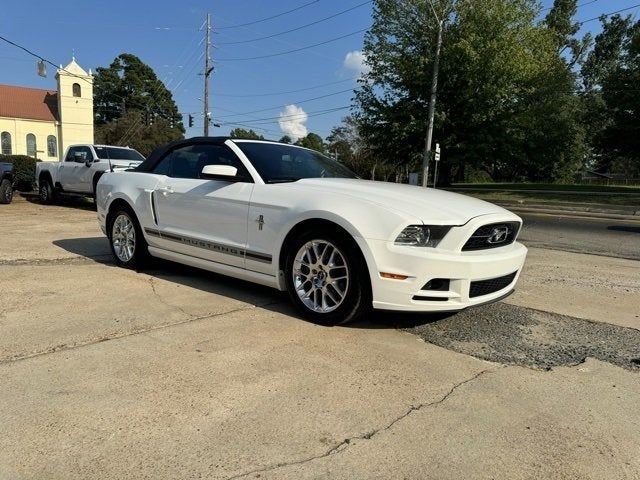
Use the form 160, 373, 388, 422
135, 136, 231, 173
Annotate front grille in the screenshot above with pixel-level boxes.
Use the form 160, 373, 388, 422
462, 222, 520, 251
469, 272, 517, 298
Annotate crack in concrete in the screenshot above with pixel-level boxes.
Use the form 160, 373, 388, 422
147, 277, 196, 319
0, 300, 283, 366
0, 255, 112, 267
226, 368, 495, 480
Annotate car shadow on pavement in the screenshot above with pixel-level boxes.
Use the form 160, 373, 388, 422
52, 236, 447, 329
21, 192, 96, 211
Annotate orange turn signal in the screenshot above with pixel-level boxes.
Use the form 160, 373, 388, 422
380, 272, 409, 280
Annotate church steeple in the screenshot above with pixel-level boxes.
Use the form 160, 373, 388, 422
55, 57, 94, 148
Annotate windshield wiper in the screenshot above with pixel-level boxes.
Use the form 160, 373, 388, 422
265, 177, 301, 184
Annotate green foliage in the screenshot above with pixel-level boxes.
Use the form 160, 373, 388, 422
295, 133, 326, 154
95, 111, 183, 157
0, 154, 39, 190
581, 15, 640, 176
278, 135, 292, 144
354, 0, 587, 184
229, 128, 264, 140
93, 53, 184, 151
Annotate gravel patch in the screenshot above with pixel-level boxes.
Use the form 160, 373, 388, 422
388, 303, 640, 371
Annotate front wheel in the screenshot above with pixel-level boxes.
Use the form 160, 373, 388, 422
39, 178, 55, 204
0, 179, 13, 204
108, 208, 148, 269
284, 231, 370, 326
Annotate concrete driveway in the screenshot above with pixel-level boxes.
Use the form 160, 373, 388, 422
1, 195, 639, 479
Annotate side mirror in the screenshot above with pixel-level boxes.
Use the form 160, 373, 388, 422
201, 164, 240, 181
85, 159, 93, 167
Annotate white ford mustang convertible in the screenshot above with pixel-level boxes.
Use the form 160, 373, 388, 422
96, 137, 527, 325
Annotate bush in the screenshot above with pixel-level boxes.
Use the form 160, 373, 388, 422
0, 154, 40, 191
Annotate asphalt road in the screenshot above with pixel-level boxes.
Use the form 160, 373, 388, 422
518, 212, 640, 260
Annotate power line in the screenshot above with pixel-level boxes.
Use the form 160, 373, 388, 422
218, 0, 372, 45
576, 3, 640, 26
219, 106, 350, 125
215, 77, 358, 98
541, 0, 600, 14
217, 27, 369, 61
216, 88, 355, 119
217, 0, 320, 29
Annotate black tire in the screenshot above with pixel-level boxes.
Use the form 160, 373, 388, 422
0, 179, 13, 204
39, 178, 55, 204
107, 206, 149, 269
284, 228, 370, 326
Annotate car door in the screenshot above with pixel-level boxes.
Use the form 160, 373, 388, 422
59, 146, 93, 191
152, 142, 254, 269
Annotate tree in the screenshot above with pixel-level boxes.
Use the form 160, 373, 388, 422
94, 53, 183, 131
580, 15, 637, 173
278, 135, 292, 144
597, 19, 640, 176
95, 110, 183, 156
93, 53, 184, 153
355, 0, 585, 183
295, 133, 326, 153
229, 128, 264, 140
545, 0, 592, 67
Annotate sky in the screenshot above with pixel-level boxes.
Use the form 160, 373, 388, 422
1, 0, 639, 141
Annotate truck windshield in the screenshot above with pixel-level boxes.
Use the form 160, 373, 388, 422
94, 147, 144, 161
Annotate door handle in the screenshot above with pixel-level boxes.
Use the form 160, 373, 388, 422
157, 186, 174, 196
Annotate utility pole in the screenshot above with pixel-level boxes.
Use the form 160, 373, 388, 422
203, 13, 214, 136
421, 4, 444, 187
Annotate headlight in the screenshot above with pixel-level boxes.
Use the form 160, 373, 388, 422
395, 225, 451, 247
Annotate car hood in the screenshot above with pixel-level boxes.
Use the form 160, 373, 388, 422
288, 178, 510, 225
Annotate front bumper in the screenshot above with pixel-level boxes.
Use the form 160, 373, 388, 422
361, 237, 527, 313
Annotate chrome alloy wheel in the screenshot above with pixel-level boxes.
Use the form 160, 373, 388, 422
292, 240, 349, 313
112, 214, 136, 263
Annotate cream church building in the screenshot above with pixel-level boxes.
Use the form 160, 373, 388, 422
0, 58, 94, 161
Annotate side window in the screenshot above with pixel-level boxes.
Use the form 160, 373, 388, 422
47, 135, 57, 157
152, 152, 172, 176
1, 132, 11, 155
65, 147, 77, 162
193, 144, 250, 179
152, 144, 250, 180
78, 146, 94, 160
26, 134, 37, 157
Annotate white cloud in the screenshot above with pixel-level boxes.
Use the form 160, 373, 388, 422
343, 50, 371, 76
278, 104, 308, 140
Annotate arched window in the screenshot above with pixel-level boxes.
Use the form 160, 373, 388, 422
72, 83, 81, 97
47, 135, 57, 157
1, 132, 11, 155
26, 134, 37, 158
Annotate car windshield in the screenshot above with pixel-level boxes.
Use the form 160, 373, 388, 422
235, 142, 358, 183
94, 146, 144, 162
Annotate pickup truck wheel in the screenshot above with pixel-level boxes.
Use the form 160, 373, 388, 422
108, 208, 148, 269
284, 230, 370, 326
39, 179, 55, 204
0, 179, 13, 204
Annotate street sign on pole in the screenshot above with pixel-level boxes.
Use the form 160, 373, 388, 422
433, 143, 441, 188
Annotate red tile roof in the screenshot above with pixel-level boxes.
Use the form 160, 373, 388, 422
0, 84, 59, 122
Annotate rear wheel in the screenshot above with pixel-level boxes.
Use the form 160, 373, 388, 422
107, 207, 148, 269
0, 179, 13, 204
39, 178, 55, 204
284, 229, 370, 326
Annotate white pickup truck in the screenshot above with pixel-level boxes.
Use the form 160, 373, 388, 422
36, 144, 145, 203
